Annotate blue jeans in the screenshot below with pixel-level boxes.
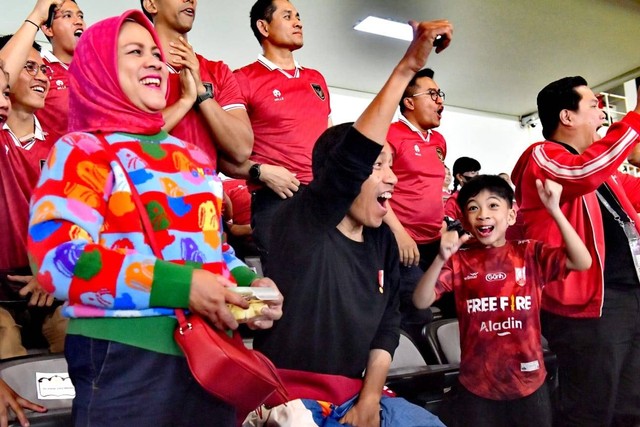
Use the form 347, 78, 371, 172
65, 335, 235, 427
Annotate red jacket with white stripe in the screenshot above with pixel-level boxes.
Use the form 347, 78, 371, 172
511, 112, 640, 318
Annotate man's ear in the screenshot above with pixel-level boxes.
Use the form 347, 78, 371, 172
559, 109, 572, 126
256, 19, 269, 39
143, 0, 158, 18
402, 96, 415, 112
41, 23, 54, 38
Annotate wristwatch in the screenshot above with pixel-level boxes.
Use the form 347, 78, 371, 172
195, 82, 214, 106
249, 163, 262, 182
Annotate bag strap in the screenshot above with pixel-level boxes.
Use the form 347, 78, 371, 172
96, 134, 189, 324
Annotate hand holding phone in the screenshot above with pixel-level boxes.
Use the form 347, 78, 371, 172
45, 4, 56, 28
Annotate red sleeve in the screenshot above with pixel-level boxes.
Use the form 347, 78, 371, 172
530, 241, 569, 286
434, 257, 455, 300
199, 57, 245, 111
531, 112, 640, 202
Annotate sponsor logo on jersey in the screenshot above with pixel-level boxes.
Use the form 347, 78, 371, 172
311, 83, 325, 101
55, 79, 66, 90
485, 272, 507, 282
464, 272, 478, 281
480, 316, 523, 335
467, 295, 532, 313
272, 89, 284, 102
413, 144, 422, 157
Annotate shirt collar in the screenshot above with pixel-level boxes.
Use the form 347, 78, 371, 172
41, 49, 69, 70
257, 54, 302, 78
398, 114, 432, 142
2, 116, 47, 149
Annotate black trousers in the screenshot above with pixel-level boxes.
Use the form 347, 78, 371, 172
541, 287, 640, 427
251, 186, 305, 273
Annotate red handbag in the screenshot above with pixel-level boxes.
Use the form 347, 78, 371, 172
98, 135, 289, 415
174, 309, 288, 416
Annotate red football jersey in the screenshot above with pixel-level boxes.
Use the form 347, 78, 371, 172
37, 51, 70, 143
235, 56, 331, 189
222, 179, 251, 225
0, 127, 53, 269
387, 117, 446, 243
435, 240, 568, 400
167, 55, 245, 169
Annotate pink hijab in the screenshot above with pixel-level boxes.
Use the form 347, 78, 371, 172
68, 9, 166, 134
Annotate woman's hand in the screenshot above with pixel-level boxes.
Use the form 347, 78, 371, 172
189, 269, 248, 330
246, 277, 283, 330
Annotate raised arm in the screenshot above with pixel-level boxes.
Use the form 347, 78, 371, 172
536, 178, 591, 271
0, 0, 62, 87
353, 20, 452, 145
413, 230, 469, 309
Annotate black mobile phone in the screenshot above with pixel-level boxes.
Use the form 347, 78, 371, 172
45, 4, 56, 28
433, 34, 445, 48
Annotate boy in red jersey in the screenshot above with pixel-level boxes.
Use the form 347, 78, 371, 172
413, 175, 591, 427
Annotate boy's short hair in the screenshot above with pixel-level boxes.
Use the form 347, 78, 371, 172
457, 175, 514, 210
311, 122, 352, 180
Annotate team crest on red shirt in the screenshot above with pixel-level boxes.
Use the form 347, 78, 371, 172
311, 83, 326, 101
515, 267, 526, 286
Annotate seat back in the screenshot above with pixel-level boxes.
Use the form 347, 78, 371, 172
390, 330, 427, 370
423, 319, 461, 364
1, 353, 74, 426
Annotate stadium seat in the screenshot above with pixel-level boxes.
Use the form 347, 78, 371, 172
422, 319, 461, 365
386, 330, 459, 415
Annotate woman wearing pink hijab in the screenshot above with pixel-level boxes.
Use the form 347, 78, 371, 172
27, 10, 282, 426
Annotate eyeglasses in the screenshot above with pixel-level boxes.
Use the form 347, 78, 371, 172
411, 89, 445, 102
23, 61, 51, 77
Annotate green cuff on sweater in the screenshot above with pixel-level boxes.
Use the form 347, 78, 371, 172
149, 260, 193, 308
231, 265, 259, 287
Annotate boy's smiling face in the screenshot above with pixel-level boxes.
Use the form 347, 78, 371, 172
463, 189, 516, 247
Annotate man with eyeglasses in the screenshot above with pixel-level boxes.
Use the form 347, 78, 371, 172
383, 68, 448, 339
0, 2, 68, 359
37, 0, 85, 143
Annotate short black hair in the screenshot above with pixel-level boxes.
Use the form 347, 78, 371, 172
400, 68, 435, 113
140, 0, 153, 22
250, 0, 279, 45
312, 122, 352, 180
452, 156, 481, 191
537, 76, 588, 140
0, 35, 41, 52
457, 175, 514, 210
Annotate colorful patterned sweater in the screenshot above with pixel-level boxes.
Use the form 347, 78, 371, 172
28, 131, 258, 355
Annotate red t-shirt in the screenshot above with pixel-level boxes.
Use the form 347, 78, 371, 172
36, 51, 70, 143
167, 54, 245, 169
386, 117, 446, 243
444, 190, 463, 221
234, 56, 331, 189
0, 129, 53, 269
435, 240, 568, 400
222, 179, 251, 225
